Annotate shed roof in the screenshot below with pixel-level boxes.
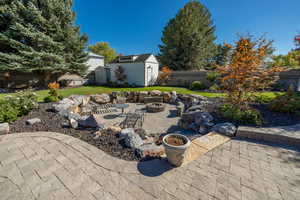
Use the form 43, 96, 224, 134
58, 73, 84, 81
110, 53, 152, 63
88, 52, 104, 58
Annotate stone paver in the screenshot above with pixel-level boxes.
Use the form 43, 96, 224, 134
0, 132, 299, 200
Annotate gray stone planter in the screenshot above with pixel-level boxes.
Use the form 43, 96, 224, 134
162, 134, 191, 167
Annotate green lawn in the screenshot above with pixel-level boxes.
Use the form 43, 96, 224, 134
0, 86, 282, 102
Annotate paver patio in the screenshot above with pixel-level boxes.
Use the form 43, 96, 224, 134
0, 132, 299, 200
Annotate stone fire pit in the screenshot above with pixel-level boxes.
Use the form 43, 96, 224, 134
146, 103, 166, 113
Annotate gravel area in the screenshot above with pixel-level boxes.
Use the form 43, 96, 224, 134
9, 103, 139, 161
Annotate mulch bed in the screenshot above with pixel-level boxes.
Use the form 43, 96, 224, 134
212, 103, 300, 127
9, 103, 139, 161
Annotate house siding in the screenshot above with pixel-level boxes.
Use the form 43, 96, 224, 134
86, 56, 104, 72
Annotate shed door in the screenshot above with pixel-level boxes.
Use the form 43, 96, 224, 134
147, 66, 152, 83
105, 68, 111, 82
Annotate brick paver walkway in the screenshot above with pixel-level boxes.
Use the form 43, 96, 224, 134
0, 132, 299, 200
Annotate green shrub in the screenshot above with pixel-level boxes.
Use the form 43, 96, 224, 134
206, 71, 220, 83
190, 81, 207, 91
254, 95, 274, 104
0, 90, 39, 123
44, 96, 60, 103
5, 90, 38, 116
219, 104, 263, 125
0, 101, 19, 123
269, 88, 300, 113
209, 84, 220, 91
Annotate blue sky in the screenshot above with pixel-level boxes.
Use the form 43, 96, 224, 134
73, 0, 300, 55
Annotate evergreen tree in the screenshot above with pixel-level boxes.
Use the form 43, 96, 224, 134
159, 0, 216, 70
0, 0, 88, 84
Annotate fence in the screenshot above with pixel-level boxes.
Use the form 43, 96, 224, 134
163, 69, 300, 91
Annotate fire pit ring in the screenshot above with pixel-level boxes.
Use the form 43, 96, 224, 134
146, 103, 166, 113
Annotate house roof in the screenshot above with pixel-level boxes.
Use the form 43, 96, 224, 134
58, 73, 84, 81
110, 53, 153, 63
88, 52, 104, 58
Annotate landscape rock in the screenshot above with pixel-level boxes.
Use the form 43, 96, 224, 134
26, 118, 42, 125
107, 126, 122, 134
150, 90, 162, 96
162, 92, 172, 103
120, 128, 143, 149
53, 98, 76, 112
171, 91, 177, 103
78, 114, 105, 129
69, 118, 78, 129
69, 95, 90, 106
212, 123, 237, 137
186, 105, 203, 113
189, 94, 208, 101
0, 123, 9, 135
91, 94, 111, 104
195, 112, 214, 125
198, 126, 209, 134
176, 101, 185, 116
181, 111, 202, 123
136, 143, 165, 158
138, 91, 148, 103
178, 120, 190, 130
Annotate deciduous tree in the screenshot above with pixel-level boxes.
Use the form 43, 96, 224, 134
88, 42, 118, 64
218, 36, 283, 109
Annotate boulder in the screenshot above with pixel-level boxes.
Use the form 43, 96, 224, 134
138, 91, 148, 103
189, 94, 208, 101
107, 126, 122, 134
150, 90, 162, 96
136, 143, 165, 158
91, 94, 111, 104
111, 91, 121, 98
170, 91, 177, 103
181, 111, 202, 123
26, 118, 41, 125
162, 92, 172, 103
194, 112, 214, 125
186, 105, 203, 113
178, 120, 190, 130
212, 123, 237, 137
53, 98, 76, 112
176, 102, 185, 117
69, 95, 90, 106
120, 128, 143, 149
0, 123, 9, 135
198, 126, 209, 134
69, 118, 78, 129
119, 128, 135, 139
78, 114, 105, 129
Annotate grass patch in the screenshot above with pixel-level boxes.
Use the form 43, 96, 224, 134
0, 86, 282, 102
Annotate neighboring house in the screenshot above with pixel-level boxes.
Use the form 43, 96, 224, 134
95, 54, 159, 86
86, 52, 105, 83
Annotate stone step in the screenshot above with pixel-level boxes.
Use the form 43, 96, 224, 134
183, 132, 230, 164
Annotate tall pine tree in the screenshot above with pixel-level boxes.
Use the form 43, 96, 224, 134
159, 0, 216, 70
0, 0, 88, 84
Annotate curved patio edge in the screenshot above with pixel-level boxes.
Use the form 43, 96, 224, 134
236, 124, 300, 148
0, 132, 140, 174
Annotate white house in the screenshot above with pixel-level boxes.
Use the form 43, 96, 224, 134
86, 52, 105, 83
95, 54, 159, 87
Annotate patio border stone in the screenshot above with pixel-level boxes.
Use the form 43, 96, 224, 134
236, 124, 300, 147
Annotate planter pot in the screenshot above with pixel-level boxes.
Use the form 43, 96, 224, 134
162, 134, 191, 167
